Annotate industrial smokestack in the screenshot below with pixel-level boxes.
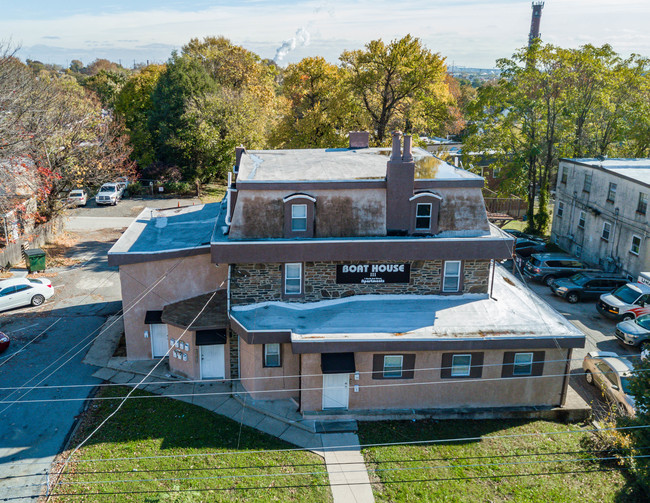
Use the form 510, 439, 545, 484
528, 1, 544, 46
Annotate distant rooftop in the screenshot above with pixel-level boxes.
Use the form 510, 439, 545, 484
108, 202, 221, 261
568, 158, 650, 186
237, 147, 481, 182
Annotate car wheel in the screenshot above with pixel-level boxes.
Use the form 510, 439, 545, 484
566, 292, 580, 304
544, 275, 556, 287
622, 314, 635, 321
585, 370, 594, 385
31, 294, 45, 306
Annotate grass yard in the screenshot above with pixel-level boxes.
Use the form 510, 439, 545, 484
359, 419, 643, 503
200, 182, 228, 204
49, 386, 331, 502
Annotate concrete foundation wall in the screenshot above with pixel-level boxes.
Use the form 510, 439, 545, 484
239, 338, 300, 400
231, 259, 490, 305
299, 348, 569, 413
120, 253, 227, 360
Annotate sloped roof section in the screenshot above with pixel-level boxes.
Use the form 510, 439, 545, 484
162, 290, 228, 331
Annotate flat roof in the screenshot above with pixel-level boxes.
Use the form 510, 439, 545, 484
237, 147, 482, 182
108, 202, 221, 262
566, 158, 650, 185
231, 266, 584, 345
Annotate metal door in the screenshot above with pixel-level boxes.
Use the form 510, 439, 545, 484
322, 374, 349, 409
150, 324, 168, 358
200, 345, 225, 379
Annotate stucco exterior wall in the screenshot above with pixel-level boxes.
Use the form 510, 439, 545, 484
119, 253, 227, 360
165, 325, 231, 381
299, 348, 569, 413
230, 259, 490, 305
551, 160, 649, 278
436, 187, 491, 233
239, 338, 300, 400
228, 189, 387, 239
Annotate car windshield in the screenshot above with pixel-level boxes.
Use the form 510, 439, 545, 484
636, 314, 650, 330
569, 273, 590, 286
613, 285, 641, 304
620, 376, 634, 396
100, 186, 116, 193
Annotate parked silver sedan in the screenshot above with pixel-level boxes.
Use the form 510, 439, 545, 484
0, 278, 54, 312
583, 351, 636, 416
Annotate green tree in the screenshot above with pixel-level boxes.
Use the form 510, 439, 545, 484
270, 56, 364, 148
114, 64, 165, 166
84, 69, 128, 107
340, 35, 453, 143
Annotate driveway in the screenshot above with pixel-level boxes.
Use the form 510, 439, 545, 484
0, 197, 198, 501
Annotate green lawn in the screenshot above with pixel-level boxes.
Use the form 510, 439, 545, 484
359, 419, 643, 503
50, 386, 331, 502
200, 182, 228, 204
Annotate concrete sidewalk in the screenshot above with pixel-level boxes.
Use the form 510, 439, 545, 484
322, 433, 375, 503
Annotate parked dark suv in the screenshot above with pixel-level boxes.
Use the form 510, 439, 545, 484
523, 253, 593, 286
549, 272, 628, 303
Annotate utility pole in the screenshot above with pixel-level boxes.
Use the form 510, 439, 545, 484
528, 1, 544, 46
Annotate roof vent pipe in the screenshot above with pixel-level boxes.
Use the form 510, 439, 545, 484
402, 135, 413, 162
390, 131, 402, 161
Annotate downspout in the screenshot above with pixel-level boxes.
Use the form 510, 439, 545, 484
298, 353, 302, 413
225, 172, 232, 226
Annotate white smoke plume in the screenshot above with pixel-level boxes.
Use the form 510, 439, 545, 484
273, 27, 310, 64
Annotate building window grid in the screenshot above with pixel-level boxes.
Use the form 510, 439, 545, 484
607, 183, 617, 202
415, 203, 432, 230
577, 211, 586, 229
583, 172, 592, 193
638, 193, 648, 215
383, 355, 403, 378
602, 222, 612, 242
557, 201, 564, 218
291, 204, 307, 232
513, 353, 534, 376
264, 344, 281, 367
284, 263, 302, 295
442, 260, 462, 293
631, 235, 642, 256
560, 167, 568, 184
451, 354, 471, 377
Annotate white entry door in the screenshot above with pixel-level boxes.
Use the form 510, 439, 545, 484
322, 374, 349, 409
200, 345, 225, 379
150, 324, 168, 358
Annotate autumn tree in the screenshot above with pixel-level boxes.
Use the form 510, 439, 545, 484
270, 57, 364, 148
340, 35, 453, 143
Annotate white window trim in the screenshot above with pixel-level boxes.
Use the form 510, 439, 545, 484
264, 343, 281, 367
283, 193, 316, 203
557, 201, 564, 218
601, 221, 612, 241
631, 235, 642, 256
415, 202, 433, 230
383, 355, 403, 378
284, 263, 302, 295
513, 352, 534, 376
577, 211, 586, 229
442, 260, 462, 293
451, 354, 471, 377
291, 204, 308, 232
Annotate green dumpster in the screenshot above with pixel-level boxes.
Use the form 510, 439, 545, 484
24, 249, 46, 273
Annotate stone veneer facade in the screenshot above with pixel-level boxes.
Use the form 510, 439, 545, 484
230, 259, 490, 305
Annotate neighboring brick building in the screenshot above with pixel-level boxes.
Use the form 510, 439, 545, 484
110, 132, 584, 417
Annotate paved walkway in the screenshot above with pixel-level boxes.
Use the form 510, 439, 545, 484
84, 317, 375, 502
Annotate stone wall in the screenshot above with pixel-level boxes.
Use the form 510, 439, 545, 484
230, 259, 490, 305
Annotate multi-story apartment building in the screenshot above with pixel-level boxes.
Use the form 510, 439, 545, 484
109, 132, 584, 416
551, 158, 650, 279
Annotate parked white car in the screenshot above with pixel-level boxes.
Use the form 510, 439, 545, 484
0, 278, 54, 312
95, 183, 121, 205
67, 189, 88, 207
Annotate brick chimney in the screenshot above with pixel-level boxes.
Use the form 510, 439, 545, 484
386, 132, 415, 235
349, 131, 370, 149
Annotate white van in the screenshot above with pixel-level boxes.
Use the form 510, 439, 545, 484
598, 280, 650, 321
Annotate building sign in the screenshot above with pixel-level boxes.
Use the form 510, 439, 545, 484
336, 263, 410, 284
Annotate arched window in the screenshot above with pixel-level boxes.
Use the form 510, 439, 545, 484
283, 194, 316, 238
409, 192, 442, 235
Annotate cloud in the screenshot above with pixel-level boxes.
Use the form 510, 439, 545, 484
273, 27, 310, 64
41, 36, 60, 40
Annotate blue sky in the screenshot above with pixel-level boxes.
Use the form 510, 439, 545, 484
4, 1, 650, 69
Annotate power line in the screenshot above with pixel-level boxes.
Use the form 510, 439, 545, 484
2, 365, 647, 405
0, 353, 643, 392
41, 467, 636, 498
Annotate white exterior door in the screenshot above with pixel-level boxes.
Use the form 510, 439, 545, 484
200, 345, 225, 379
322, 374, 349, 409
150, 324, 168, 358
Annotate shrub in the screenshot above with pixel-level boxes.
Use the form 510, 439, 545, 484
126, 181, 143, 196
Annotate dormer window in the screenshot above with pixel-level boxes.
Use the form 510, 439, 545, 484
409, 192, 442, 235
283, 194, 316, 238
415, 203, 432, 231
291, 204, 307, 232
